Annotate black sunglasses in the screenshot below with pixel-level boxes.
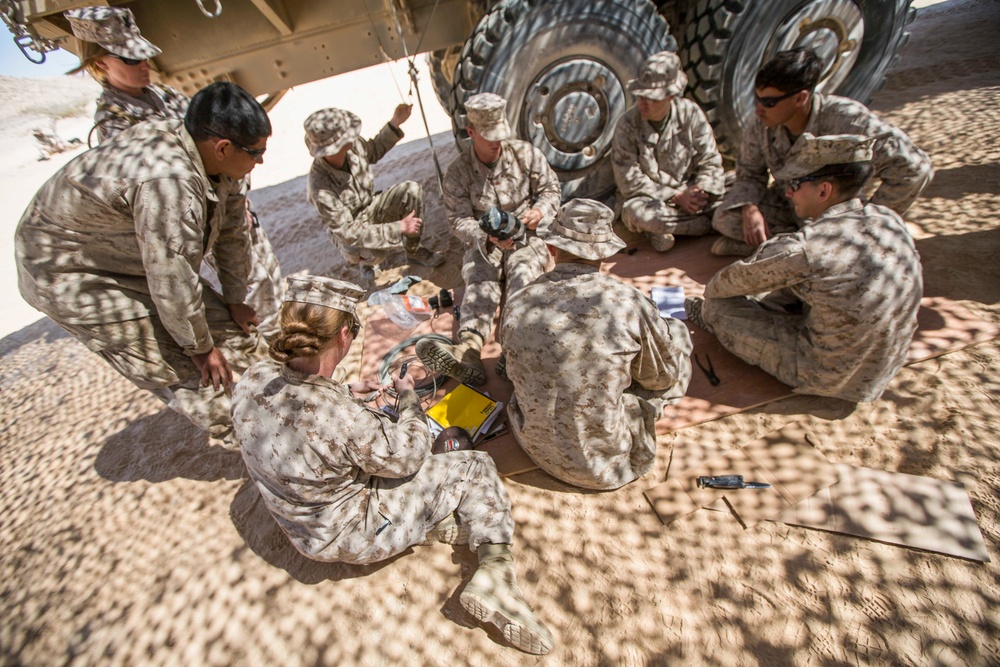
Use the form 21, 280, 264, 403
787, 174, 826, 192
349, 320, 361, 337
112, 54, 145, 67
204, 128, 266, 160
755, 89, 801, 108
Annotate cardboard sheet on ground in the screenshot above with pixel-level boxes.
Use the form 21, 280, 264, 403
772, 463, 991, 562
644, 423, 840, 527
357, 235, 998, 477
603, 235, 1000, 433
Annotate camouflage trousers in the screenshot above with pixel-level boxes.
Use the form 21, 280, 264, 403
335, 181, 425, 267
703, 293, 802, 388
203, 209, 285, 340
620, 194, 719, 237
340, 451, 515, 564
60, 287, 270, 439
711, 186, 802, 241
459, 235, 550, 341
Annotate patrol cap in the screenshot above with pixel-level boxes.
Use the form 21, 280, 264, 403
303, 108, 361, 158
540, 198, 626, 261
284, 275, 365, 318
627, 51, 687, 101
773, 133, 876, 181
65, 6, 161, 61
465, 93, 512, 141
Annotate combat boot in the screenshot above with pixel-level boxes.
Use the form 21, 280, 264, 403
648, 232, 675, 253
405, 245, 445, 267
460, 544, 554, 655
710, 236, 755, 257
416, 329, 487, 386
684, 296, 711, 331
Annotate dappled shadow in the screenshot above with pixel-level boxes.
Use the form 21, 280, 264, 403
95, 408, 245, 484
0, 316, 69, 360
918, 227, 1000, 305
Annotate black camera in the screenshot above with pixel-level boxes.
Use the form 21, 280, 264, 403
427, 288, 453, 310
478, 207, 525, 242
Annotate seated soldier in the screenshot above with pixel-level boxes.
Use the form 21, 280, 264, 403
501, 199, 693, 490
612, 51, 725, 252
416, 92, 562, 386
712, 47, 934, 257
232, 276, 553, 655
305, 105, 443, 280
687, 134, 923, 403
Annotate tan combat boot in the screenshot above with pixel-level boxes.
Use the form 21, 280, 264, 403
460, 544, 554, 655
415, 330, 487, 386
404, 237, 445, 267
648, 232, 676, 252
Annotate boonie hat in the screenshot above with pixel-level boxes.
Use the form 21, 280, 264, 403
540, 198, 626, 261
627, 51, 687, 101
465, 93, 512, 141
773, 133, 876, 181
284, 275, 365, 319
304, 108, 361, 158
65, 6, 161, 61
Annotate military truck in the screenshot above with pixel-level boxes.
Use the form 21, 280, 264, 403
2, 0, 916, 196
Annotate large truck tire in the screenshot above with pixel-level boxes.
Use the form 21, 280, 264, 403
680, 0, 916, 159
449, 0, 674, 199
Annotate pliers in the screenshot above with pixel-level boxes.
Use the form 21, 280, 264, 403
695, 353, 720, 386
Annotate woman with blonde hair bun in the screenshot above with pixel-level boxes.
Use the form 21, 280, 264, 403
231, 275, 555, 655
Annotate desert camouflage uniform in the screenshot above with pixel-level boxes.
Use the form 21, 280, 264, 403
93, 85, 285, 339
442, 139, 562, 338
612, 100, 726, 235
713, 93, 934, 240
15, 119, 268, 437
308, 123, 425, 265
502, 264, 692, 489
91, 83, 190, 144
232, 360, 515, 563
703, 199, 922, 403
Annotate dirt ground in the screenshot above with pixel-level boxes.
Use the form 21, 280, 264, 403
2, 0, 999, 664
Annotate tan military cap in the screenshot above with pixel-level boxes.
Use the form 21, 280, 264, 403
627, 51, 687, 101
465, 93, 512, 141
303, 108, 361, 158
773, 133, 876, 181
284, 275, 365, 317
65, 6, 161, 61
540, 198, 626, 261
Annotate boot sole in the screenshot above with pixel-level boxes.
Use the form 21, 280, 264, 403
460, 589, 553, 655
417, 343, 487, 387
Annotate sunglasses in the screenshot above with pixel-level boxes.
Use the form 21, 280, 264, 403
349, 320, 361, 337
204, 128, 266, 160
787, 174, 828, 192
755, 89, 801, 108
112, 54, 145, 67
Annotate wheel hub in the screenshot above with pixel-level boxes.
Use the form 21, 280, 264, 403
520, 58, 626, 172
768, 0, 865, 94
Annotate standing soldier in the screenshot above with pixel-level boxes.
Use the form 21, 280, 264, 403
305, 105, 444, 280
15, 82, 272, 442
417, 93, 562, 386
612, 51, 726, 252
502, 199, 692, 490
688, 134, 923, 403
711, 47, 933, 257
65, 6, 286, 338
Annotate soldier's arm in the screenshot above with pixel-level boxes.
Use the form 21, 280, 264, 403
857, 113, 934, 214
210, 178, 253, 307
360, 122, 404, 165
344, 390, 432, 478
726, 121, 771, 208
611, 115, 665, 200
442, 160, 485, 246
632, 302, 693, 396
527, 146, 562, 220
688, 104, 727, 196
133, 177, 217, 355
705, 235, 811, 299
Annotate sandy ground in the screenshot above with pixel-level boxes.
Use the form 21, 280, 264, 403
2, 0, 999, 664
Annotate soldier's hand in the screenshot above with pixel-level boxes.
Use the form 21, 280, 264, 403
192, 347, 234, 391
741, 204, 769, 246
673, 188, 707, 215
350, 379, 388, 401
391, 103, 413, 128
521, 208, 543, 230
400, 210, 422, 236
393, 369, 415, 393
489, 235, 516, 250
227, 302, 260, 335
